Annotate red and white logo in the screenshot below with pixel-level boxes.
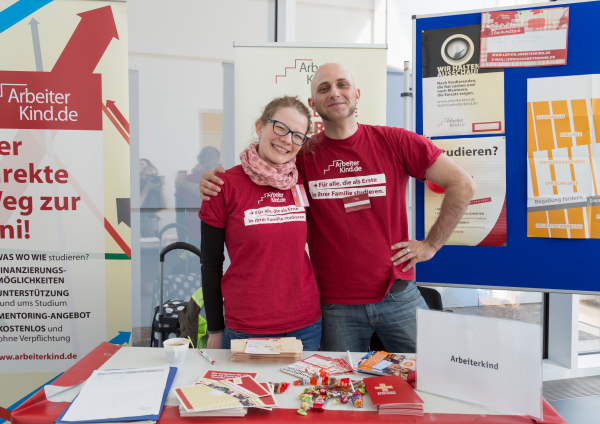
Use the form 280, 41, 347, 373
323, 159, 363, 175
257, 192, 286, 204
274, 59, 318, 85
0, 71, 101, 130
375, 383, 393, 392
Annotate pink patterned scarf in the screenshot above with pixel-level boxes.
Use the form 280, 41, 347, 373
239, 143, 298, 190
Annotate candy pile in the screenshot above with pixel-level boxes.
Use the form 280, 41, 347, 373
295, 374, 366, 416
292, 370, 356, 387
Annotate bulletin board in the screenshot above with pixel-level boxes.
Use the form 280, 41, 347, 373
414, 0, 600, 292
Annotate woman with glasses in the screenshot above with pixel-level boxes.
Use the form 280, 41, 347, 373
200, 96, 321, 350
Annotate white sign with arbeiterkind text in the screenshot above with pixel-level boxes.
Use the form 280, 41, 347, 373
416, 309, 543, 419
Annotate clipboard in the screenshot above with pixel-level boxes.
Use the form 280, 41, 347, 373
55, 366, 177, 423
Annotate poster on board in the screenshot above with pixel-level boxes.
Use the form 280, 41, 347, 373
424, 136, 507, 246
234, 45, 387, 157
480, 7, 569, 68
0, 0, 130, 380
422, 25, 505, 137
527, 74, 600, 239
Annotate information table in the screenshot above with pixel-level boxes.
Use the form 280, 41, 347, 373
9, 343, 566, 424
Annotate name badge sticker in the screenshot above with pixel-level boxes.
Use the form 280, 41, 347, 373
342, 193, 370, 213
291, 184, 309, 208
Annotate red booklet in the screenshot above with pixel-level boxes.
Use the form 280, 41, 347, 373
364, 376, 424, 415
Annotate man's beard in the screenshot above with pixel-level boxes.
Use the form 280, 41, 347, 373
316, 102, 357, 122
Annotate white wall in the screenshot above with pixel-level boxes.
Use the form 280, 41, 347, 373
296, 0, 377, 44
128, 0, 274, 211
129, 0, 274, 59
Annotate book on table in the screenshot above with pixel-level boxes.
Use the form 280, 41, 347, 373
174, 378, 271, 417
364, 376, 424, 415
280, 353, 353, 380
230, 337, 303, 362
201, 370, 278, 408
357, 351, 416, 377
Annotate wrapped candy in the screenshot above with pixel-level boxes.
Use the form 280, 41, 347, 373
351, 392, 363, 408
312, 396, 326, 411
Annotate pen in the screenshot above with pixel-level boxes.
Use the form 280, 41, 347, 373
346, 350, 354, 372
199, 349, 216, 365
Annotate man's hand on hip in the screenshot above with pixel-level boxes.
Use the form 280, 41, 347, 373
391, 240, 438, 272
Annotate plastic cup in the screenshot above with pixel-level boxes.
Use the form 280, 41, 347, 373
163, 337, 189, 365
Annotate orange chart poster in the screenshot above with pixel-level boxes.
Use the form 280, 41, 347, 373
527, 74, 600, 239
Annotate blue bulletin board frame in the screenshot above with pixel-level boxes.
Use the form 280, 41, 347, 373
414, 0, 600, 293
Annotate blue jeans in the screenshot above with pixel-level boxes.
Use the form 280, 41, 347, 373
321, 281, 428, 353
223, 319, 322, 351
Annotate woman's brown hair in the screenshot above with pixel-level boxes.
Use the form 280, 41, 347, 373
257, 96, 312, 134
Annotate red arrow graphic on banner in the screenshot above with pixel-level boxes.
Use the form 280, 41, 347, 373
102, 103, 129, 144
104, 218, 131, 257
106, 100, 129, 133
52, 6, 119, 75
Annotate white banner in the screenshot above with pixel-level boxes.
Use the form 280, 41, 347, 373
0, 0, 130, 381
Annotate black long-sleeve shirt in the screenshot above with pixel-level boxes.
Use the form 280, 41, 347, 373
200, 221, 226, 332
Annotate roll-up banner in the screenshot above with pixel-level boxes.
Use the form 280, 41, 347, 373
0, 0, 130, 404
234, 44, 387, 157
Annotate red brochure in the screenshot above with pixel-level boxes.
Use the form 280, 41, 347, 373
226, 375, 271, 397
364, 376, 423, 407
202, 370, 257, 380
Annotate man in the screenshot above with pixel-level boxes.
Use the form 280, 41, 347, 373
201, 63, 474, 352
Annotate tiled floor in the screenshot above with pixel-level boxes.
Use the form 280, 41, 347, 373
549, 396, 600, 424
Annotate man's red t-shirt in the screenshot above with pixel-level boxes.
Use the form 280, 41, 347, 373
296, 124, 443, 304
200, 165, 321, 334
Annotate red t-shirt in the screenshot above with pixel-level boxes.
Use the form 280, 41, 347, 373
297, 124, 443, 304
200, 165, 321, 334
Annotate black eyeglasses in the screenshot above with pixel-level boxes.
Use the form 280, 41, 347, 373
267, 119, 309, 146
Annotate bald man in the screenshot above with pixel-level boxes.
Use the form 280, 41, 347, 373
201, 63, 474, 353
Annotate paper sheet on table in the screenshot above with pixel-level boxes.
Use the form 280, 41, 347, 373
244, 339, 280, 354
44, 383, 82, 403
58, 366, 172, 422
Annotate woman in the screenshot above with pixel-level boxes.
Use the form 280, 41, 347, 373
200, 96, 321, 350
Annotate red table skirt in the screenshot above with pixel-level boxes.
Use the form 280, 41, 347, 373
9, 343, 567, 424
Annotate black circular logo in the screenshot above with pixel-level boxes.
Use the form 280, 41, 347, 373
441, 34, 474, 66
